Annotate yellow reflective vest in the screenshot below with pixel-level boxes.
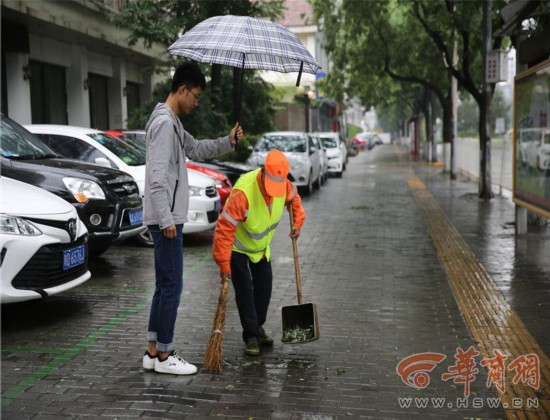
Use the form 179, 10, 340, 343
231, 169, 286, 262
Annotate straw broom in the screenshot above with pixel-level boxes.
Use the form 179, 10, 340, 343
203, 275, 230, 373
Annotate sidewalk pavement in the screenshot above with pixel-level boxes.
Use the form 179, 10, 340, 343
1, 144, 549, 419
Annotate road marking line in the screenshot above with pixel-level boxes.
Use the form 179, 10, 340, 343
407, 174, 550, 419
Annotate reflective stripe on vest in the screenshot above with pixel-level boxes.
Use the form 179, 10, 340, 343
231, 168, 286, 262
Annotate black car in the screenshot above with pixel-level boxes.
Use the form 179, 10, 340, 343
0, 115, 145, 257
192, 160, 254, 185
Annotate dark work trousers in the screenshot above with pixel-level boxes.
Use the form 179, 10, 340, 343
230, 251, 273, 342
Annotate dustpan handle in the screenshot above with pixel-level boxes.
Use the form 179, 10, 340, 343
288, 206, 303, 305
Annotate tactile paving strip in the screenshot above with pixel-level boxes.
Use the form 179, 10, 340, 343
408, 174, 550, 419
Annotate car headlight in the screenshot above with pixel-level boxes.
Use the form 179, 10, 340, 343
290, 160, 304, 169
189, 186, 204, 196
63, 177, 106, 203
215, 181, 223, 189
0, 215, 42, 236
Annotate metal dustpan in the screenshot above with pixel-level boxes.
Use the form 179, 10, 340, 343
281, 209, 319, 344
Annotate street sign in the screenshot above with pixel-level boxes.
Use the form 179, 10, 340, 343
487, 50, 508, 83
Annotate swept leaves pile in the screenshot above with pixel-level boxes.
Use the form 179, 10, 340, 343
282, 325, 314, 343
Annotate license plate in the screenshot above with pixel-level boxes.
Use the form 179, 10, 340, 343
129, 208, 143, 225
63, 245, 86, 270
214, 199, 221, 214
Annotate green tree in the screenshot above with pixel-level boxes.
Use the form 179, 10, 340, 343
111, 0, 284, 136
312, 0, 512, 198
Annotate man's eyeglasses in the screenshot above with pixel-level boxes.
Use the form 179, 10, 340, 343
186, 86, 200, 103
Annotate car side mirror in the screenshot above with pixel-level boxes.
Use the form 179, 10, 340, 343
94, 157, 112, 168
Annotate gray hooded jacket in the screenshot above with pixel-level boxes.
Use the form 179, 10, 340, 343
143, 103, 234, 228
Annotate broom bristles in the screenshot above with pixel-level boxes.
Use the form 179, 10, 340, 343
203, 279, 229, 373
203, 331, 224, 373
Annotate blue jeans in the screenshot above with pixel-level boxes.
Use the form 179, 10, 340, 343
147, 224, 183, 352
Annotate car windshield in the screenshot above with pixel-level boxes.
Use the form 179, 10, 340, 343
256, 134, 307, 153
319, 135, 338, 148
0, 117, 60, 160
89, 133, 146, 166
356, 133, 370, 140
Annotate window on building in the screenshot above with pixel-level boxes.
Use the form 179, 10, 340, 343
30, 60, 68, 124
125, 81, 141, 116
89, 74, 109, 130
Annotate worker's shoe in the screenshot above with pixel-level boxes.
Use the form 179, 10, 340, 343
258, 328, 274, 347
245, 338, 260, 356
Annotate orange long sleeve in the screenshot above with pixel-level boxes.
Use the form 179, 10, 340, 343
212, 173, 305, 273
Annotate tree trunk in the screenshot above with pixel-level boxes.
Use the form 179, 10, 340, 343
478, 101, 493, 198
431, 93, 438, 162
422, 89, 433, 162
479, 0, 494, 199
441, 95, 453, 172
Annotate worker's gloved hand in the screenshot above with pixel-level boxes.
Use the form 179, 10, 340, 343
220, 272, 232, 284
289, 227, 300, 239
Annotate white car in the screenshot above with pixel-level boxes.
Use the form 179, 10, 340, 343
25, 125, 221, 241
314, 132, 347, 176
1, 176, 91, 303
309, 133, 328, 185
247, 131, 322, 195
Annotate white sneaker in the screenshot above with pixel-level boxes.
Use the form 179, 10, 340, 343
154, 351, 198, 375
143, 351, 157, 371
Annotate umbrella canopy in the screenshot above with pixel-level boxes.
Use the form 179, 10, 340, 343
167, 15, 321, 76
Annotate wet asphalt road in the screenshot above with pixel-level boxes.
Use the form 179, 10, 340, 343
2, 144, 549, 419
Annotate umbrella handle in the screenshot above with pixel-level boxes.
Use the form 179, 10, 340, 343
288, 206, 303, 305
234, 53, 246, 138
295, 61, 304, 87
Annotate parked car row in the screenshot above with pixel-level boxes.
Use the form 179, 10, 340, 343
25, 125, 228, 246
0, 115, 246, 303
246, 131, 348, 195
351, 132, 384, 152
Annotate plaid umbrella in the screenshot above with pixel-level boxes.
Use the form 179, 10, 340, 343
168, 15, 321, 78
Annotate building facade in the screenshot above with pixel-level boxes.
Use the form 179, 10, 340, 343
1, 0, 166, 129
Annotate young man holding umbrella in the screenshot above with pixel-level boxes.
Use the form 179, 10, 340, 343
142, 62, 243, 375
212, 150, 306, 356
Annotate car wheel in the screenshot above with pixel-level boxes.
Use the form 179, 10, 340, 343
136, 228, 154, 247
301, 172, 313, 196
313, 170, 321, 189
319, 171, 325, 186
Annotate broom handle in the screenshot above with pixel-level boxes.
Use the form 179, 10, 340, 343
289, 207, 304, 305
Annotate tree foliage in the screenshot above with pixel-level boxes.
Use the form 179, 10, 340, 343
311, 0, 512, 197
111, 0, 285, 50
111, 0, 285, 139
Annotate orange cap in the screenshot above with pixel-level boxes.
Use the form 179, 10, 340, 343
263, 150, 289, 197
